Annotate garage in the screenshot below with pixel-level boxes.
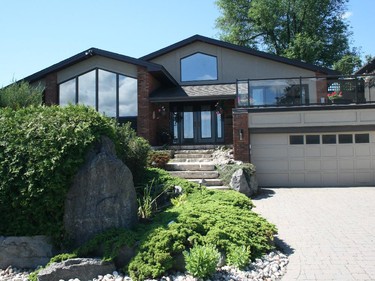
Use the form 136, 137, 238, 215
251, 132, 375, 187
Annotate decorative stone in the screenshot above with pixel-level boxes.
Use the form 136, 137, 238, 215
0, 236, 55, 269
64, 136, 138, 247
230, 168, 259, 197
37, 258, 115, 281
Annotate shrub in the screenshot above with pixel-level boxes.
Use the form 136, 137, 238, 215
183, 244, 220, 278
0, 81, 43, 109
115, 123, 151, 184
226, 245, 251, 270
0, 105, 115, 240
217, 163, 256, 186
147, 150, 171, 169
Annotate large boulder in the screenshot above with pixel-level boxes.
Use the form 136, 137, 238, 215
0, 236, 54, 269
230, 168, 259, 197
37, 258, 115, 281
64, 136, 138, 247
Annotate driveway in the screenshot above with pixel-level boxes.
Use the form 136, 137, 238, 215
252, 187, 375, 281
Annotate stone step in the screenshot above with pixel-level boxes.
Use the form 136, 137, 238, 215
168, 171, 219, 179
188, 178, 224, 186
170, 158, 213, 163
173, 149, 214, 155
207, 186, 231, 191
174, 153, 212, 159
165, 163, 215, 171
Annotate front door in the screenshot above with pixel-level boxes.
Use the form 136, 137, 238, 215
171, 104, 224, 145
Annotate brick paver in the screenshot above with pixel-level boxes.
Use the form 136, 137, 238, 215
252, 187, 375, 281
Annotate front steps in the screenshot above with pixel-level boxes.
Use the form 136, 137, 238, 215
165, 149, 229, 190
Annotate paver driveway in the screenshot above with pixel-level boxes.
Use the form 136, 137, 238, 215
252, 187, 375, 281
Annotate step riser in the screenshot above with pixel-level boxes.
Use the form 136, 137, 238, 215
188, 179, 223, 186
174, 154, 212, 159
166, 164, 215, 171
170, 159, 213, 163
168, 171, 219, 179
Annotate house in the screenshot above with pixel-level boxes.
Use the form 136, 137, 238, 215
22, 35, 375, 187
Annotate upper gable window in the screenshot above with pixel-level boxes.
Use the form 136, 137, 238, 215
181, 53, 218, 82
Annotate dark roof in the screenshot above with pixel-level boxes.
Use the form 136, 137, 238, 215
355, 58, 375, 75
23, 48, 178, 86
149, 83, 236, 102
141, 34, 339, 76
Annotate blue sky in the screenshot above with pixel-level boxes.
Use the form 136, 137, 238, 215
1, 0, 374, 87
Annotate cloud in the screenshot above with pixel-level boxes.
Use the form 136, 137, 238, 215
341, 11, 353, 19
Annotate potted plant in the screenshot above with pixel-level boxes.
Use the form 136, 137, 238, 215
327, 91, 343, 103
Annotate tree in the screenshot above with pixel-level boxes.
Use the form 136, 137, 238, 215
0, 81, 44, 109
215, 0, 352, 68
333, 53, 362, 75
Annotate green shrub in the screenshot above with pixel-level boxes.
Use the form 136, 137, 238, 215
0, 81, 43, 109
0, 105, 115, 240
183, 244, 220, 278
227, 245, 251, 270
115, 123, 151, 184
147, 150, 171, 169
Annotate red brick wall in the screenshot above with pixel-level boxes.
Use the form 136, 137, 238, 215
44, 73, 58, 105
223, 99, 234, 144
137, 66, 160, 145
232, 110, 250, 162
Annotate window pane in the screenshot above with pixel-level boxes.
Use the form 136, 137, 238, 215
306, 135, 320, 144
78, 70, 96, 108
290, 135, 304, 145
181, 53, 217, 82
355, 133, 370, 143
98, 70, 116, 117
339, 134, 353, 144
119, 75, 138, 117
59, 78, 76, 106
201, 106, 211, 139
322, 135, 336, 144
183, 107, 194, 139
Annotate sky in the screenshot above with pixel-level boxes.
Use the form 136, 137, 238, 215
1, 0, 374, 87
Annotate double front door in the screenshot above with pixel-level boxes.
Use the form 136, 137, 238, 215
171, 104, 224, 144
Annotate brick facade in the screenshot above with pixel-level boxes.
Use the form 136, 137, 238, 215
232, 110, 250, 162
43, 73, 58, 105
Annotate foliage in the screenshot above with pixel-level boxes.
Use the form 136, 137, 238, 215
0, 81, 44, 109
183, 244, 220, 278
147, 150, 171, 169
127, 178, 276, 280
217, 163, 256, 186
333, 53, 363, 75
115, 122, 151, 184
226, 245, 251, 270
215, 0, 352, 67
0, 105, 115, 240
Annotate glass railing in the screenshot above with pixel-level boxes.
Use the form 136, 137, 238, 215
237, 75, 375, 108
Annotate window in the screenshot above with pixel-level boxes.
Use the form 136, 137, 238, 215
355, 133, 370, 143
181, 53, 217, 82
290, 135, 304, 145
306, 135, 320, 144
58, 68, 137, 119
322, 134, 336, 144
338, 134, 353, 144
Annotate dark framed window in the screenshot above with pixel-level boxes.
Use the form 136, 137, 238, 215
306, 135, 320, 144
290, 135, 304, 145
58, 68, 137, 119
338, 134, 353, 144
322, 134, 337, 144
355, 133, 370, 143
181, 52, 218, 82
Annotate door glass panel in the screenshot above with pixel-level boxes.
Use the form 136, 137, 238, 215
183, 107, 194, 139
217, 113, 222, 138
201, 106, 212, 139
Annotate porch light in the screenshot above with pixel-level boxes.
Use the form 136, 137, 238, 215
239, 129, 244, 140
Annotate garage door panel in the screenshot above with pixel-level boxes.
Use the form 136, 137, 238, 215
290, 160, 305, 170
322, 146, 337, 157
257, 173, 289, 186
251, 147, 288, 158
338, 146, 354, 157
338, 173, 355, 186
339, 159, 354, 169
356, 159, 371, 169
288, 147, 304, 157
306, 160, 321, 170
305, 173, 321, 186
290, 173, 305, 185
322, 173, 338, 186
355, 172, 373, 185
306, 147, 321, 157
322, 160, 338, 170
355, 146, 371, 156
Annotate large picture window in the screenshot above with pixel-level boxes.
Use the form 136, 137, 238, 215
181, 52, 218, 82
59, 68, 138, 119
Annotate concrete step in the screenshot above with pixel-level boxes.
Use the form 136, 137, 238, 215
169, 158, 213, 163
188, 178, 223, 186
168, 171, 219, 179
174, 153, 212, 159
173, 149, 214, 154
207, 186, 231, 191
165, 163, 215, 171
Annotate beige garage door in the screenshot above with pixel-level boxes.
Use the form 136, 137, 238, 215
251, 132, 375, 187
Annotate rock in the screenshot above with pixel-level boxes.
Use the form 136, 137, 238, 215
64, 136, 138, 247
37, 258, 116, 281
0, 236, 55, 269
229, 168, 259, 197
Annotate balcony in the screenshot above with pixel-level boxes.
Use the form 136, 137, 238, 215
236, 75, 375, 108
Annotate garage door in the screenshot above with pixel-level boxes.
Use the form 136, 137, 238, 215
251, 132, 375, 187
